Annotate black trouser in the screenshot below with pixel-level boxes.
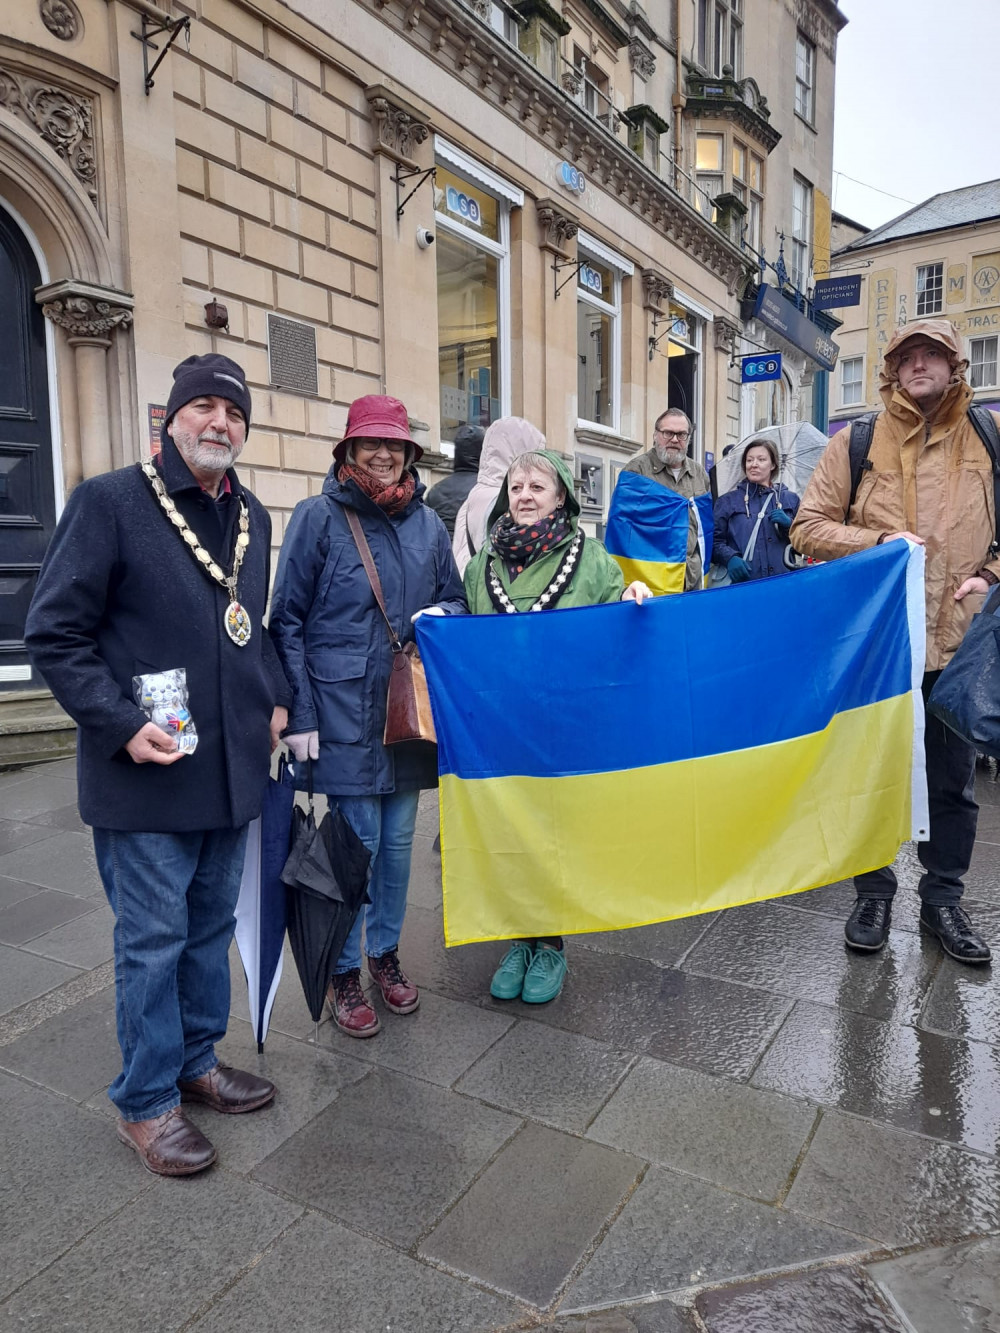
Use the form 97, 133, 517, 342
855, 672, 978, 907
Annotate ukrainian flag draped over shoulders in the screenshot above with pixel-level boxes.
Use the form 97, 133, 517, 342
604, 471, 714, 594
415, 542, 929, 946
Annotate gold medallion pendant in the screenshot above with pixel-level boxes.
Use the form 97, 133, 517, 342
225, 601, 252, 647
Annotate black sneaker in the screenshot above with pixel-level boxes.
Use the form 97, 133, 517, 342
919, 904, 992, 965
845, 897, 891, 951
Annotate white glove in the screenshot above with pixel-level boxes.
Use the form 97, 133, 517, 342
284, 730, 319, 762
411, 606, 447, 623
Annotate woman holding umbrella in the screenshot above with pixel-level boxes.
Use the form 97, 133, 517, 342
465, 446, 650, 1004
269, 395, 466, 1038
712, 439, 800, 583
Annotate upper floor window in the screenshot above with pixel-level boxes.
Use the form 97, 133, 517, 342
697, 0, 743, 78
573, 48, 616, 130
791, 174, 812, 291
732, 140, 764, 252
971, 336, 998, 389
915, 262, 944, 317
694, 134, 724, 216
840, 356, 864, 407
794, 32, 815, 123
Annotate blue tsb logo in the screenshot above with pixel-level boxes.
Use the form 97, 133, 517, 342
446, 185, 482, 226
558, 162, 586, 195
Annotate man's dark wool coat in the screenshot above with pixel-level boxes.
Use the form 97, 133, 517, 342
25, 440, 290, 832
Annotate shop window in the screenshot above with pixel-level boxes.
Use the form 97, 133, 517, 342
840, 355, 864, 406
971, 336, 998, 389
576, 236, 632, 432
791, 174, 812, 291
916, 262, 944, 317
794, 31, 815, 124
435, 151, 518, 442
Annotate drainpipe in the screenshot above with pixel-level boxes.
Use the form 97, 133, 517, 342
671, 0, 685, 194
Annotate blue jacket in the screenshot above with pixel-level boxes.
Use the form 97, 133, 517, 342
25, 440, 290, 832
712, 480, 801, 581
269, 467, 467, 796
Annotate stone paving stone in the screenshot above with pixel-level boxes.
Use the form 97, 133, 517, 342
0, 987, 119, 1101
0, 874, 45, 910
23, 802, 87, 834
587, 1057, 816, 1203
0, 830, 102, 897
576, 914, 717, 967
681, 900, 939, 1025
563, 1167, 865, 1311
920, 955, 999, 1046
778, 878, 922, 934
0, 1069, 152, 1301
420, 1121, 643, 1308
189, 1210, 519, 1333
695, 1265, 905, 1332
0, 941, 79, 1016
751, 1001, 1000, 1156
415, 787, 440, 837
21, 903, 115, 969
252, 1066, 520, 1246
868, 1236, 1000, 1333
0, 887, 97, 946
456, 1021, 634, 1132
315, 986, 514, 1087
406, 830, 443, 912
0, 772, 79, 822
228, 939, 320, 1042
1, 1170, 303, 1332
181, 1023, 370, 1172
0, 820, 57, 856
399, 902, 503, 1000
552, 1303, 696, 1332
784, 1108, 1000, 1247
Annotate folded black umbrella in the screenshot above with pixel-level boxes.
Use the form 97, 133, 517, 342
281, 770, 372, 1023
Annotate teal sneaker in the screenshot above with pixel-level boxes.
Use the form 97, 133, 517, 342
521, 943, 568, 1004
490, 941, 534, 1000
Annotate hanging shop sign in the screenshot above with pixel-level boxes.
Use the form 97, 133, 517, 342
813, 275, 862, 310
741, 352, 782, 383
753, 285, 839, 372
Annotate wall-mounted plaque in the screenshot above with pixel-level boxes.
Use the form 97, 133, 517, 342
267, 313, 319, 394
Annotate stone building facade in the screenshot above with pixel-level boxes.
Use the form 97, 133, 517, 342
0, 0, 844, 754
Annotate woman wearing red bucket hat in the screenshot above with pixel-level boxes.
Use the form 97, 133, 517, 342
269, 395, 467, 1038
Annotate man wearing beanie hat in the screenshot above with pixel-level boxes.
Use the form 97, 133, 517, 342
793, 319, 997, 965
425, 423, 485, 536
26, 353, 292, 1176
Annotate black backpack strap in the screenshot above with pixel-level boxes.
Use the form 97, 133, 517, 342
846, 412, 878, 518
967, 405, 1000, 555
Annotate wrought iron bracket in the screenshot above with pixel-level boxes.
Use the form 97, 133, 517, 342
552, 257, 583, 300
132, 13, 192, 96
394, 164, 436, 219
648, 308, 672, 360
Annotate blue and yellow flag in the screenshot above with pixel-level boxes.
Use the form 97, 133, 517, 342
604, 471, 714, 594
416, 542, 928, 946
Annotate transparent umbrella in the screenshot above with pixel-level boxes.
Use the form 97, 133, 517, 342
714, 421, 830, 500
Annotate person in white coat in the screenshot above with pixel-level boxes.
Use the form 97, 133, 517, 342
452, 417, 547, 577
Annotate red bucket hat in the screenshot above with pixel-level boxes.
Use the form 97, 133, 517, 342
334, 394, 423, 465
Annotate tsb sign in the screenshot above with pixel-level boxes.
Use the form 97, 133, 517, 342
445, 185, 482, 227
740, 352, 782, 384
579, 264, 604, 295
558, 161, 586, 195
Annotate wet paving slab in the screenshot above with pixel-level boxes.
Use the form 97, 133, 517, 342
919, 954, 999, 1046
867, 1235, 1000, 1333
695, 1265, 905, 1332
752, 1000, 1000, 1156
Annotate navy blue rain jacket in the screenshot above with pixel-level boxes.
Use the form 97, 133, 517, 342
269, 467, 467, 796
712, 480, 801, 581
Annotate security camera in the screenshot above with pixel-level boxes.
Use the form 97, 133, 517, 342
416, 227, 435, 250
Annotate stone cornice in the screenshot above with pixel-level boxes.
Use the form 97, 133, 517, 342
571, 0, 630, 49
360, 0, 749, 291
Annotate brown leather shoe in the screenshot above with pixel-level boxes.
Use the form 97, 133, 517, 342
367, 950, 420, 1014
116, 1106, 216, 1176
328, 969, 380, 1038
178, 1063, 276, 1114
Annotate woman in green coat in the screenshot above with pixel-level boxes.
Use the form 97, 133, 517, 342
464, 447, 650, 1003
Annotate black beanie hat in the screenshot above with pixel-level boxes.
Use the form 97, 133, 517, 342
163, 354, 252, 443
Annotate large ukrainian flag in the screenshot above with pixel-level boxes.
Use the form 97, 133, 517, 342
416, 541, 928, 946
604, 470, 714, 594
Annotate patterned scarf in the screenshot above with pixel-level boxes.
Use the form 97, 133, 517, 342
489, 506, 573, 581
339, 462, 416, 516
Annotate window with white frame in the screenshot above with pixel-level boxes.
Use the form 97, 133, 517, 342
915, 262, 944, 317
434, 142, 521, 441
791, 174, 813, 291
794, 31, 815, 123
694, 133, 724, 217
971, 336, 999, 389
732, 140, 763, 252
840, 355, 864, 406
576, 235, 632, 431
696, 0, 743, 77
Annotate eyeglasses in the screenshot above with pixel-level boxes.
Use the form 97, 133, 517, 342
655, 428, 690, 442
354, 439, 407, 454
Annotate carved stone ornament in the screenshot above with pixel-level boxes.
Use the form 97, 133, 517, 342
366, 92, 430, 162
560, 67, 583, 96
40, 0, 82, 41
536, 199, 578, 253
466, 0, 492, 18
37, 280, 134, 343
641, 267, 672, 311
628, 39, 655, 81
0, 65, 97, 202
713, 314, 741, 354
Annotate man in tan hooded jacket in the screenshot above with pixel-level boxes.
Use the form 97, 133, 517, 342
791, 318, 995, 964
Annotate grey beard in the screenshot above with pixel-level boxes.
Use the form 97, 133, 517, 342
655, 444, 686, 468
173, 427, 242, 473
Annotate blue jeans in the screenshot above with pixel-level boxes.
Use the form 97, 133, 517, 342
93, 825, 249, 1122
329, 790, 420, 974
